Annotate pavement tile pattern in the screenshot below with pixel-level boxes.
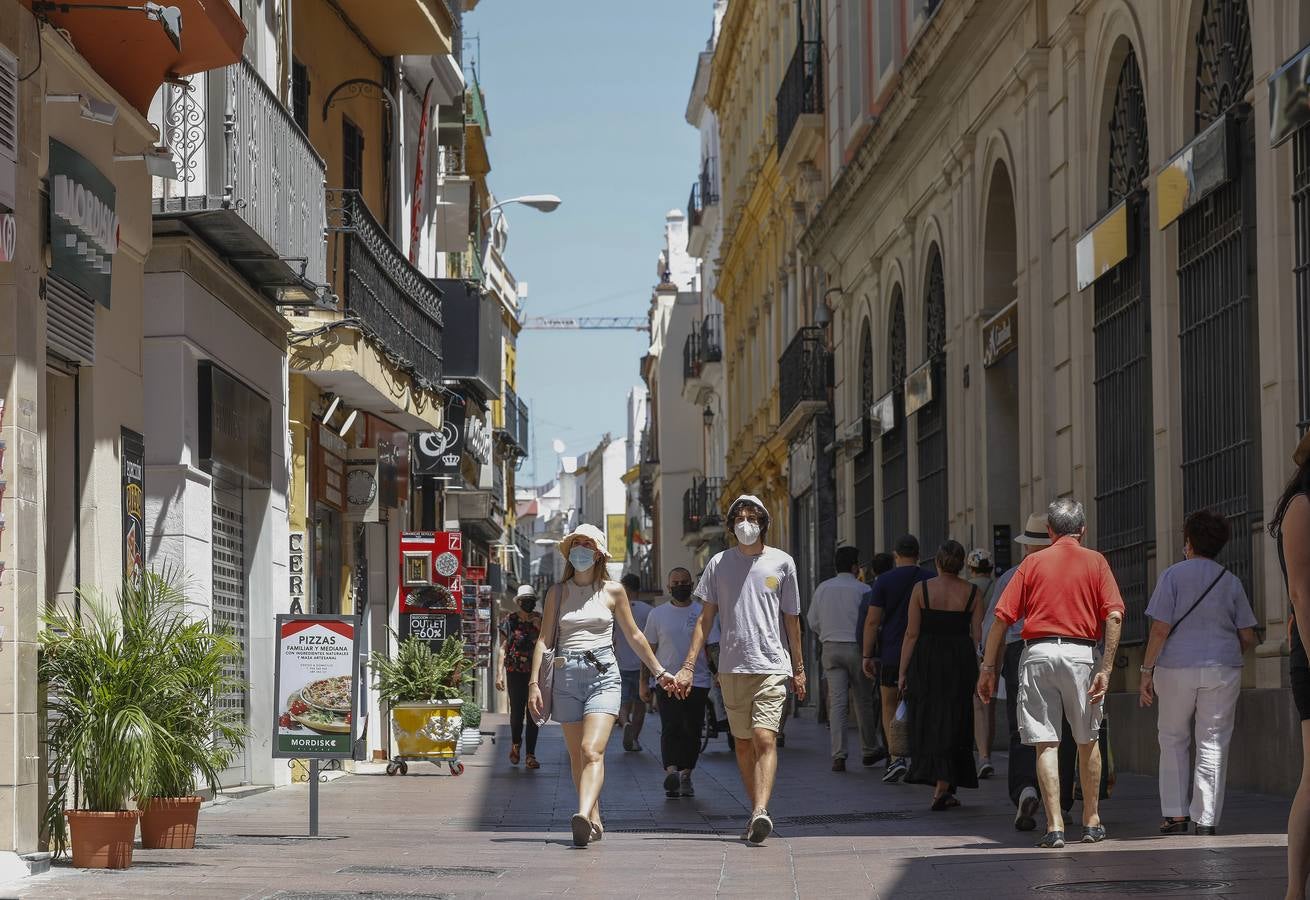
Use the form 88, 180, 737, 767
0, 712, 1291, 898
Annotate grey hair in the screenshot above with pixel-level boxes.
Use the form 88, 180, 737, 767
1047, 498, 1086, 536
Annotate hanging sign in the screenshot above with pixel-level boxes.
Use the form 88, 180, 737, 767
904, 362, 934, 416
0, 214, 15, 263
48, 140, 118, 308
1156, 115, 1231, 230
399, 531, 464, 649
409, 80, 433, 264
1270, 44, 1310, 148
121, 428, 144, 590
414, 396, 466, 483
345, 449, 380, 523
607, 513, 627, 562
289, 532, 307, 614
272, 614, 359, 759
982, 301, 1019, 367
1075, 201, 1129, 290
870, 390, 896, 436
465, 410, 492, 466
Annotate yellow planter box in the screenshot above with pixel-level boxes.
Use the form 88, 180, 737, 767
392, 700, 463, 759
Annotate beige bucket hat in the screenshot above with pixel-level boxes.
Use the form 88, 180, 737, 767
558, 522, 609, 560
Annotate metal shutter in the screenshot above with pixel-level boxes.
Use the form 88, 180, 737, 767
46, 275, 96, 365
212, 481, 250, 785
0, 46, 15, 211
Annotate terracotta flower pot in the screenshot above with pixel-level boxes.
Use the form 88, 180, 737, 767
65, 810, 140, 869
139, 796, 203, 850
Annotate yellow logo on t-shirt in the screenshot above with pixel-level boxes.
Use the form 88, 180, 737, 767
765, 575, 779, 591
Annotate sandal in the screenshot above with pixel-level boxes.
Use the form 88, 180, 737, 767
1037, 830, 1066, 849
930, 793, 959, 811
525, 754, 540, 770
590, 822, 604, 842
571, 814, 592, 848
1081, 825, 1107, 844
509, 743, 521, 765
1159, 817, 1189, 835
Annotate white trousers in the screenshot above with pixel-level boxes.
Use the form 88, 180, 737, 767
1154, 665, 1242, 827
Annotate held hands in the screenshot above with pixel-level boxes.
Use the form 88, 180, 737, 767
527, 683, 543, 719
1088, 670, 1110, 704
976, 669, 997, 704
672, 666, 695, 698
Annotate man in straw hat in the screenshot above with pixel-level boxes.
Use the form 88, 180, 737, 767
978, 499, 1125, 849
672, 495, 807, 845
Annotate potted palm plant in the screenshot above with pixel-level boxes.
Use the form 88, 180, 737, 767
371, 634, 470, 768
40, 569, 248, 867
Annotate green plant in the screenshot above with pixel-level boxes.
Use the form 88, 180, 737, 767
460, 697, 482, 731
40, 568, 249, 854
370, 634, 470, 705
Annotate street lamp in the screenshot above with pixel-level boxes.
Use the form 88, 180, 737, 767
484, 195, 563, 219
702, 405, 714, 429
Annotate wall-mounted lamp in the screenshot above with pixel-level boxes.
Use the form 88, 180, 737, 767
338, 409, 359, 438
114, 148, 179, 180
34, 2, 183, 53
702, 405, 714, 429
46, 93, 118, 126
817, 286, 842, 328
322, 394, 342, 424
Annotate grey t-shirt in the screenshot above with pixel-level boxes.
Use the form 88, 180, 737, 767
695, 545, 801, 675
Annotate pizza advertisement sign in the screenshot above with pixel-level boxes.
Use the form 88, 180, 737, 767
273, 615, 360, 759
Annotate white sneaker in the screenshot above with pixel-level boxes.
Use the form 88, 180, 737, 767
747, 810, 773, 844
1015, 786, 1040, 832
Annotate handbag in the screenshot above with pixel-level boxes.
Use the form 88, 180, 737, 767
532, 584, 564, 726
1168, 567, 1227, 637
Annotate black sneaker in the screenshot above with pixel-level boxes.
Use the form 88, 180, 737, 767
882, 758, 908, 784
747, 810, 773, 844
663, 771, 681, 797
679, 774, 694, 797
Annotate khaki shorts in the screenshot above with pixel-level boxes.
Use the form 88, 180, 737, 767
1017, 640, 1104, 745
719, 672, 789, 739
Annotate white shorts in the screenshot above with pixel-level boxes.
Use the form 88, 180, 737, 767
1017, 640, 1103, 745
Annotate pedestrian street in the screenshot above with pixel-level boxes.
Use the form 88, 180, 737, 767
2, 712, 1288, 899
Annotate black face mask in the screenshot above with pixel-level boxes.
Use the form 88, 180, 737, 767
669, 585, 694, 603
519, 600, 537, 614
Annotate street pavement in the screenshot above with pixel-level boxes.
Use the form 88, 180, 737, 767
0, 710, 1293, 898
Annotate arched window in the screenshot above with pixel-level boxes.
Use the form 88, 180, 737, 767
881, 289, 909, 545
853, 323, 877, 558
916, 247, 948, 559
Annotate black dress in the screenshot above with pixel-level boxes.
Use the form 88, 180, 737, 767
906, 582, 979, 791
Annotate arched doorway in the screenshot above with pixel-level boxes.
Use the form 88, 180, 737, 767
1177, 0, 1259, 599
916, 246, 949, 558
853, 322, 877, 559
1095, 45, 1153, 643
982, 162, 1020, 573
882, 288, 909, 544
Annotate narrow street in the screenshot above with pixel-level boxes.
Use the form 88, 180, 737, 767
2, 713, 1289, 899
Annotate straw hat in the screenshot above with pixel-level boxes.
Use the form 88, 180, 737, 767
559, 522, 609, 560
1295, 430, 1310, 468
1014, 513, 1052, 546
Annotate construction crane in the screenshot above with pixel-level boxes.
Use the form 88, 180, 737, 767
521, 316, 649, 331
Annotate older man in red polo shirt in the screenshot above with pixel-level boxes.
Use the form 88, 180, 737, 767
977, 498, 1124, 849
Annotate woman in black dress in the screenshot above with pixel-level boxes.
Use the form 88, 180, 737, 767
1274, 432, 1310, 899
899, 540, 986, 810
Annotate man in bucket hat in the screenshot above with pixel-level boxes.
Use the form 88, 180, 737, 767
672, 494, 807, 845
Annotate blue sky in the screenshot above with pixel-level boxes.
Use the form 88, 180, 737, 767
465, 2, 708, 486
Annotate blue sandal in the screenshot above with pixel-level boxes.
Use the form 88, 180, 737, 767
1037, 830, 1066, 849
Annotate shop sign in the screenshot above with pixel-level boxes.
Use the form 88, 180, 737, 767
0, 214, 15, 263
1075, 201, 1129, 291
413, 397, 465, 483
345, 449, 379, 523
317, 424, 347, 511
1270, 44, 1310, 148
464, 564, 487, 583
272, 614, 359, 759
121, 428, 144, 590
376, 435, 406, 509
289, 532, 307, 614
465, 410, 492, 466
870, 390, 896, 436
48, 140, 118, 308
607, 513, 627, 563
199, 362, 272, 488
1156, 115, 1231, 230
982, 301, 1019, 368
399, 530, 463, 651
904, 362, 934, 417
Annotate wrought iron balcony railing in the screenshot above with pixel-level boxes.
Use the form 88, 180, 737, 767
498, 384, 530, 455
682, 476, 725, 537
327, 188, 443, 388
776, 39, 824, 154
682, 486, 699, 537
154, 58, 327, 287
699, 156, 719, 207
688, 180, 705, 230
700, 314, 723, 364
683, 327, 703, 382
779, 326, 831, 424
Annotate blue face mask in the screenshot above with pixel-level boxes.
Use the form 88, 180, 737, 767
569, 546, 597, 573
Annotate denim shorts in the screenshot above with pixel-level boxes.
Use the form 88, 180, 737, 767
552, 647, 622, 723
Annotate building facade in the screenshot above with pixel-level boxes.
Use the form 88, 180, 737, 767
800, 0, 1310, 792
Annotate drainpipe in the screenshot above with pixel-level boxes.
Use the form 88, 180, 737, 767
392, 58, 406, 251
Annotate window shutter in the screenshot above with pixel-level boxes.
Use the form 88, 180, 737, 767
0, 47, 17, 212
46, 275, 96, 366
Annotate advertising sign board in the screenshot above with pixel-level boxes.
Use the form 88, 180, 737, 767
272, 615, 359, 759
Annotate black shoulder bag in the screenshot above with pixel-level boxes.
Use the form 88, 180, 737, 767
1168, 567, 1227, 637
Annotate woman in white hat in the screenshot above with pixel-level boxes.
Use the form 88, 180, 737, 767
496, 583, 543, 769
528, 523, 676, 847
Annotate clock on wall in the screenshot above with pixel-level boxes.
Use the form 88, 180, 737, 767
347, 467, 377, 506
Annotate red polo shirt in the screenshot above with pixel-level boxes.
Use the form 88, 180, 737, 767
993, 535, 1125, 641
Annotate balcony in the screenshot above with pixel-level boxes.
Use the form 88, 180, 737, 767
682, 314, 724, 404
683, 476, 725, 544
328, 189, 444, 389
776, 39, 824, 177
497, 385, 530, 457
453, 490, 502, 543
687, 157, 719, 258
778, 326, 831, 439
435, 277, 503, 401
153, 59, 327, 296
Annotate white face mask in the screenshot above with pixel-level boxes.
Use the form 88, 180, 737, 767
568, 546, 597, 573
734, 520, 761, 546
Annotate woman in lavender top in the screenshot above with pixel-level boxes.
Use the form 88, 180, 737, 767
1139, 510, 1257, 836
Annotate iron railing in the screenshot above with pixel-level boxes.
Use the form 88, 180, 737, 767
688, 181, 705, 230
683, 328, 703, 382
155, 58, 327, 285
684, 477, 725, 537
779, 326, 830, 423
328, 189, 444, 388
513, 527, 531, 584
682, 487, 698, 537
776, 40, 824, 153
499, 385, 530, 454
701, 314, 723, 363
687, 158, 719, 233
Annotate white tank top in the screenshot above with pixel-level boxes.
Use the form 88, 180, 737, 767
556, 579, 614, 652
